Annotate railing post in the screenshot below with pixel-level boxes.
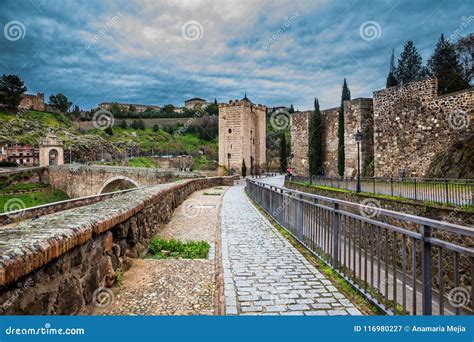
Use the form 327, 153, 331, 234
297, 194, 303, 241
372, 177, 375, 194
421, 224, 433, 315
414, 179, 417, 201
332, 202, 340, 268
444, 179, 449, 204
390, 177, 393, 197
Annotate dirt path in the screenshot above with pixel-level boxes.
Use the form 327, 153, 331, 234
92, 186, 228, 315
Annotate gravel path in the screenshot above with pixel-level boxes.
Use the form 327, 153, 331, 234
221, 183, 362, 316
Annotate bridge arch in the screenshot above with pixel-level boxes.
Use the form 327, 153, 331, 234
98, 176, 139, 194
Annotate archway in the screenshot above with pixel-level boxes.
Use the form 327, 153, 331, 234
49, 149, 59, 165
98, 176, 139, 194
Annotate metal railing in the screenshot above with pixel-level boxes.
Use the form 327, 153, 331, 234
246, 179, 474, 315
287, 175, 474, 207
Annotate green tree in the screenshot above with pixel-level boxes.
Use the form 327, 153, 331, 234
129, 104, 136, 113
105, 126, 113, 135
289, 104, 295, 113
279, 132, 288, 173
308, 98, 323, 176
386, 49, 398, 88
396, 41, 423, 85
337, 79, 350, 177
49, 93, 72, 113
152, 123, 159, 132
130, 119, 145, 130
241, 159, 247, 177
0, 74, 27, 110
428, 34, 470, 95
455, 33, 473, 85
119, 119, 128, 129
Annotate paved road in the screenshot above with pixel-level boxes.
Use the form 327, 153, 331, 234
221, 183, 361, 315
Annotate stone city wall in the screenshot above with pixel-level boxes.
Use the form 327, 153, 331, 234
373, 78, 473, 177
290, 99, 373, 177
0, 176, 236, 315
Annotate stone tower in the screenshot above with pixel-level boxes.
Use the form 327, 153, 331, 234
39, 130, 64, 167
218, 95, 266, 175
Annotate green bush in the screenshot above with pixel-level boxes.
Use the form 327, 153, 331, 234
148, 238, 210, 259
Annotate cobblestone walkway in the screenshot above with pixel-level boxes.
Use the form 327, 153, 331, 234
221, 184, 362, 316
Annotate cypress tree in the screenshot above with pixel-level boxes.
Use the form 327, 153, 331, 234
308, 98, 324, 176
386, 49, 399, 88
337, 79, 350, 177
396, 41, 423, 85
279, 132, 288, 173
289, 104, 294, 113
428, 34, 470, 95
241, 159, 247, 177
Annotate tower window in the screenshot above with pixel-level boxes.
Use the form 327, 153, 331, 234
228, 128, 232, 133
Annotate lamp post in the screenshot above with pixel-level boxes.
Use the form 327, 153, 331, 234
355, 129, 362, 193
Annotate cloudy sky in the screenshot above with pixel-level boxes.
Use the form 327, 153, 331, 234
1, 0, 472, 110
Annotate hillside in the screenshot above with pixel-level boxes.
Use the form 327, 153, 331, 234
0, 111, 218, 169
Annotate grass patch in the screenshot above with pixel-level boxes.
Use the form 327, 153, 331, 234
245, 189, 383, 316
203, 192, 221, 196
1, 182, 49, 192
147, 238, 210, 259
127, 157, 159, 168
0, 189, 69, 213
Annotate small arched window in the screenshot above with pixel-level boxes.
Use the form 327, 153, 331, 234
228, 128, 232, 134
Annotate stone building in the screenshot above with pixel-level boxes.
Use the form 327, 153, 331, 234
39, 131, 64, 167
218, 96, 266, 175
185, 98, 207, 109
3, 144, 39, 166
98, 102, 160, 113
291, 98, 373, 177
18, 93, 45, 112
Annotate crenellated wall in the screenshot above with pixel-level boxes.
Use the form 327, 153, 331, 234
373, 78, 473, 177
0, 176, 236, 315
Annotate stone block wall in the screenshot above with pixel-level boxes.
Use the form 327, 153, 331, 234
290, 99, 373, 177
0, 176, 235, 315
373, 78, 473, 177
290, 111, 310, 176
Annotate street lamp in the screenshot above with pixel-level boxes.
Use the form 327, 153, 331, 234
355, 129, 362, 193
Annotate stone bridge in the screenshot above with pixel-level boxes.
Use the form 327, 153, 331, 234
45, 164, 197, 198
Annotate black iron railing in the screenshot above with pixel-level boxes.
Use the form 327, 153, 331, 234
286, 175, 474, 207
246, 179, 474, 315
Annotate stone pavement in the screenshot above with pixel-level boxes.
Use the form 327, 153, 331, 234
221, 183, 362, 316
